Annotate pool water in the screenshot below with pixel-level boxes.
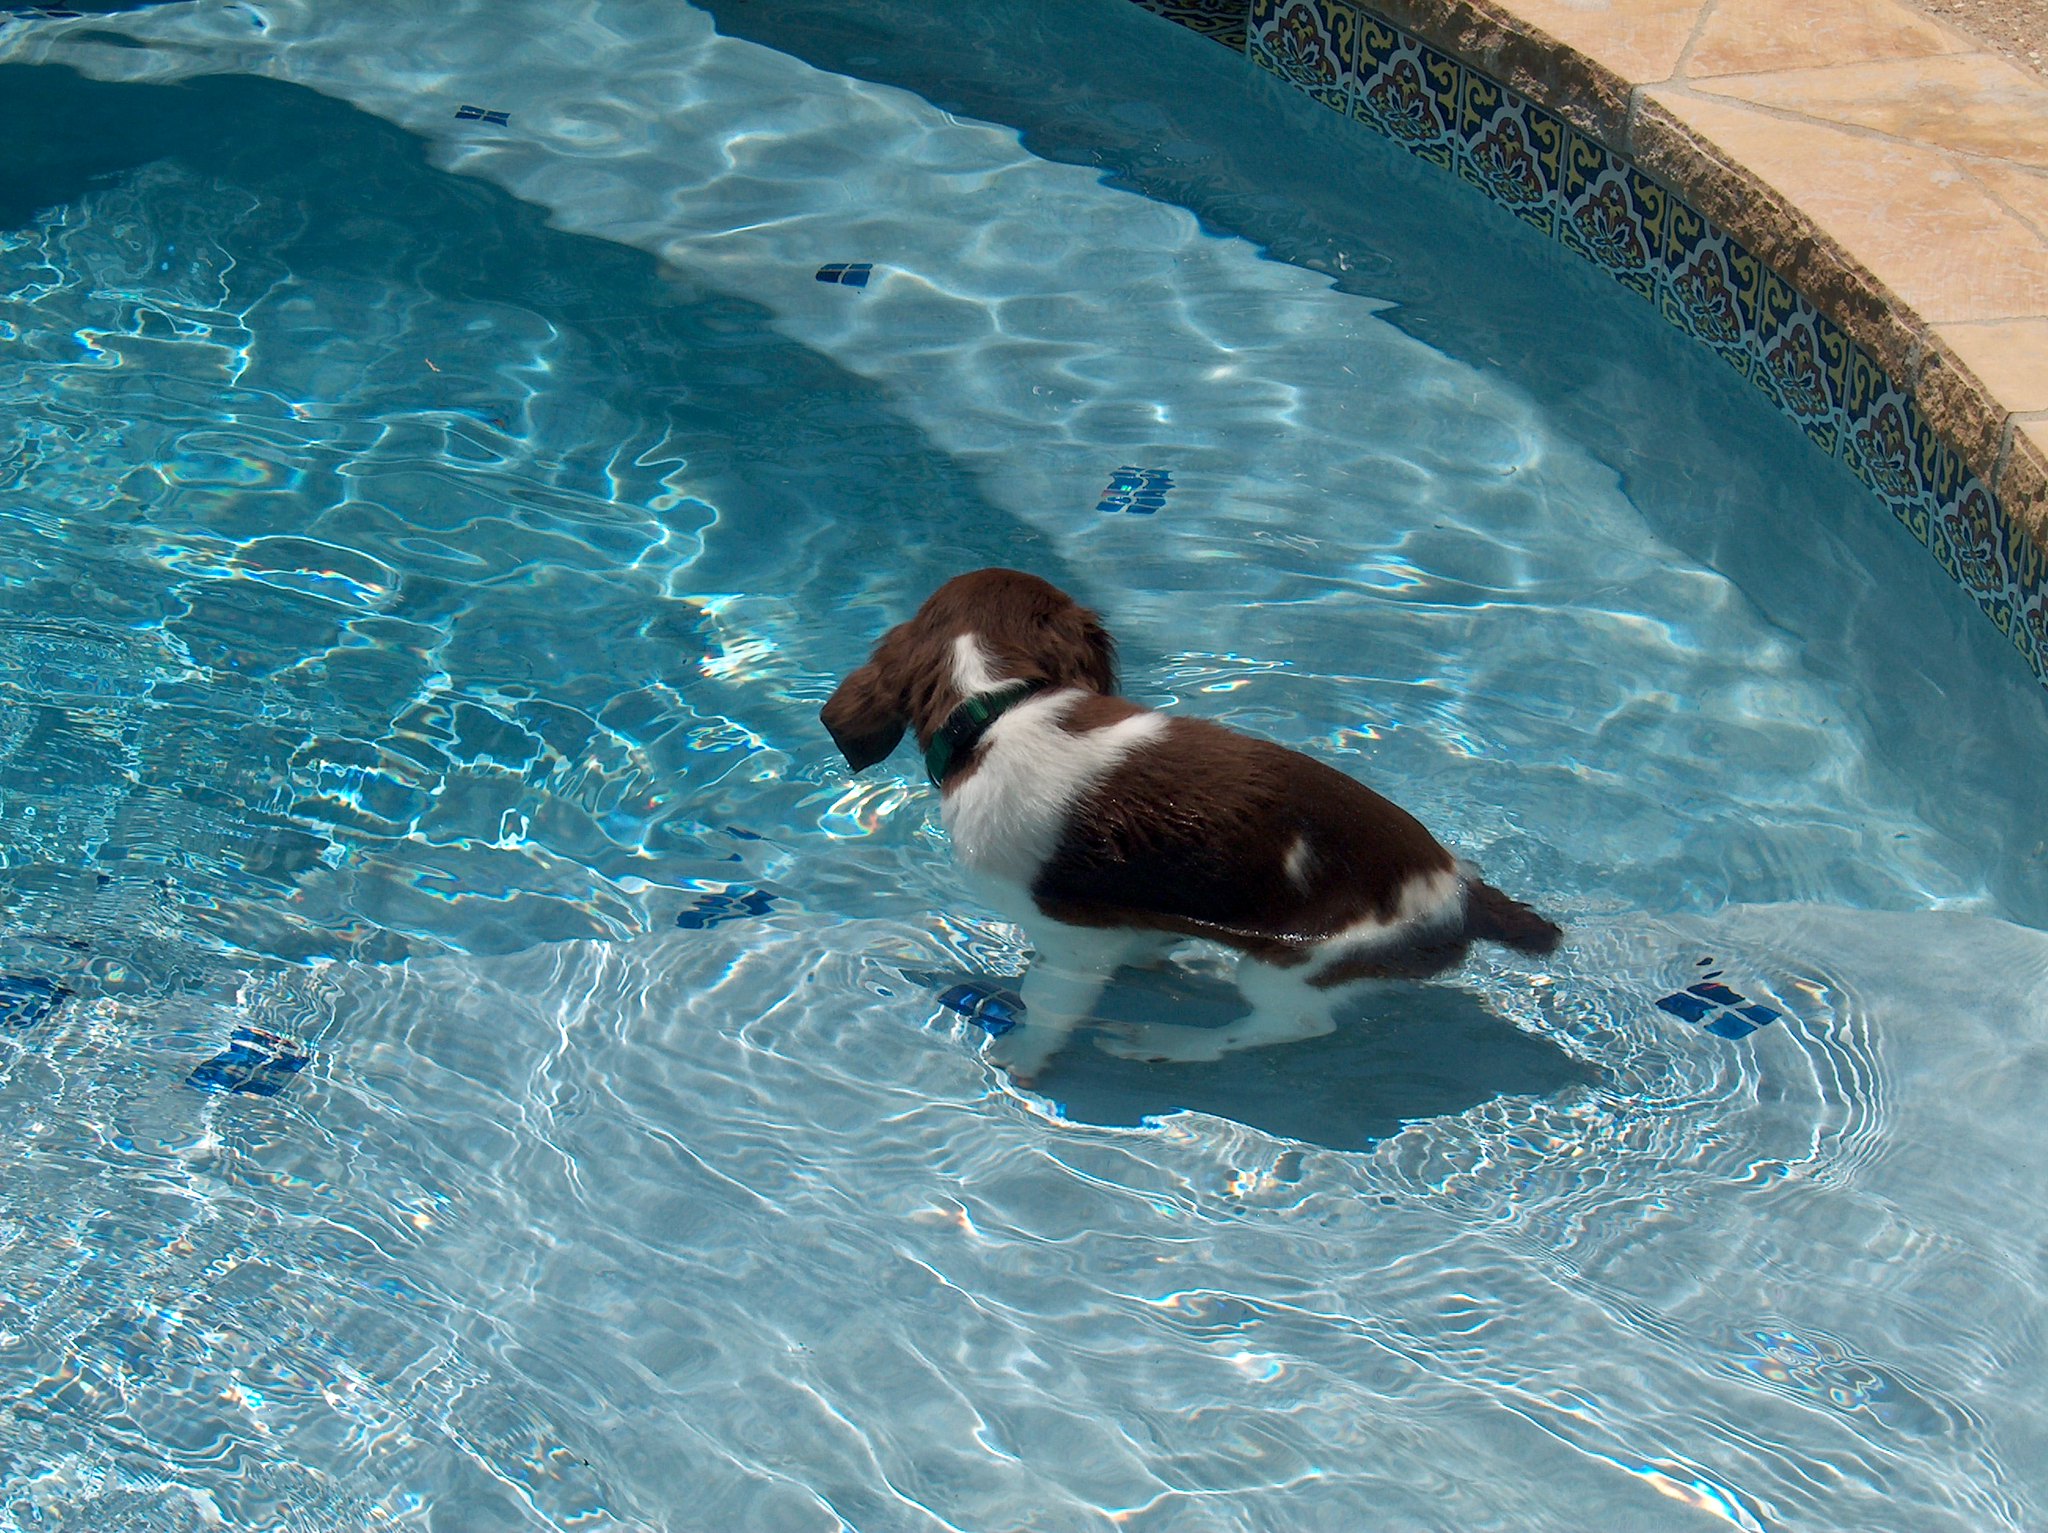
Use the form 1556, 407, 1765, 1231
0, 1, 2044, 1528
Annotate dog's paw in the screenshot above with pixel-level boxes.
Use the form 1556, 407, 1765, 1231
983, 1021, 1063, 1087
1092, 1021, 1230, 1064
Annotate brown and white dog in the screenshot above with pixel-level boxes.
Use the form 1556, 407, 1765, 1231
821, 568, 1562, 1083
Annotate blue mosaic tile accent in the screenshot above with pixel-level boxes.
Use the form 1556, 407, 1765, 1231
1170, 0, 2048, 694
676, 885, 776, 929
189, 1026, 311, 1097
816, 262, 874, 289
1704, 1011, 1764, 1041
455, 104, 511, 126
1653, 989, 1716, 1026
1686, 980, 1744, 1007
0, 974, 67, 1030
1656, 973, 1782, 1042
1098, 466, 1173, 514
936, 981, 1022, 1037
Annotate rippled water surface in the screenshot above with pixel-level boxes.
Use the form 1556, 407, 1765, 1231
0, 1, 2044, 1529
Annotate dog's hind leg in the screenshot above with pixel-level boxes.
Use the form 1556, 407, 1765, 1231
984, 922, 1136, 1086
1095, 960, 1338, 1064
1115, 931, 1180, 971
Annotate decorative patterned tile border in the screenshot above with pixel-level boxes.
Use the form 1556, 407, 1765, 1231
1129, 0, 1249, 51
1136, 0, 2048, 689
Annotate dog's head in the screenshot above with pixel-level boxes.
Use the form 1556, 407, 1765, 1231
820, 568, 1118, 771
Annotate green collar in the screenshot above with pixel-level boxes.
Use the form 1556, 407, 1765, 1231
923, 681, 1046, 784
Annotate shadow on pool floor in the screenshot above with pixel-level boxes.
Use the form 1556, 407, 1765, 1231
913, 962, 1597, 1152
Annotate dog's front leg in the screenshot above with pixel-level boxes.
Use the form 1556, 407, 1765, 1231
984, 922, 1135, 1086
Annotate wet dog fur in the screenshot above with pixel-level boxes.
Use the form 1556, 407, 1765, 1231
821, 568, 1562, 1083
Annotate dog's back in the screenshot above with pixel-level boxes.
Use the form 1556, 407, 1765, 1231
1024, 711, 1559, 979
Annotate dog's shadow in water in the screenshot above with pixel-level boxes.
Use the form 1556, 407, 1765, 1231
915, 962, 1596, 1152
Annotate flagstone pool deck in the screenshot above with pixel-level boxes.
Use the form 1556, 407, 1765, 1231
1440, 0, 2048, 547
1274, 0, 2048, 549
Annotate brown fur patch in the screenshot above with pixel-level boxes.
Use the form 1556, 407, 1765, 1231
1031, 714, 1459, 961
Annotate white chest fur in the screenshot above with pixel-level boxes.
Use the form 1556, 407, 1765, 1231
939, 690, 1165, 914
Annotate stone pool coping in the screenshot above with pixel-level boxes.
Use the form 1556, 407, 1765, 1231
1134, 0, 2048, 688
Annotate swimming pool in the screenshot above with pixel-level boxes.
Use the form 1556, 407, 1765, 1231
1, 0, 2044, 1527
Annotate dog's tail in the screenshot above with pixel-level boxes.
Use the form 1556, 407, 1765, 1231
1464, 877, 1563, 956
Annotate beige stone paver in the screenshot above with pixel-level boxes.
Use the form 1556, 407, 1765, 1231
1502, 0, 1708, 83
1964, 156, 2048, 239
1685, 0, 1968, 78
1641, 89, 2048, 324
1338, 0, 2048, 540
1936, 319, 2048, 414
1689, 52, 2048, 165
1393, 0, 2048, 540
2021, 415, 2048, 465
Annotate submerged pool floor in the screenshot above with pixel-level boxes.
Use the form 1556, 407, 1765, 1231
0, 1, 2044, 1529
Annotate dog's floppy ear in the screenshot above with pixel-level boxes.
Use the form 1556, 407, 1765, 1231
820, 657, 907, 771
1068, 604, 1118, 694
